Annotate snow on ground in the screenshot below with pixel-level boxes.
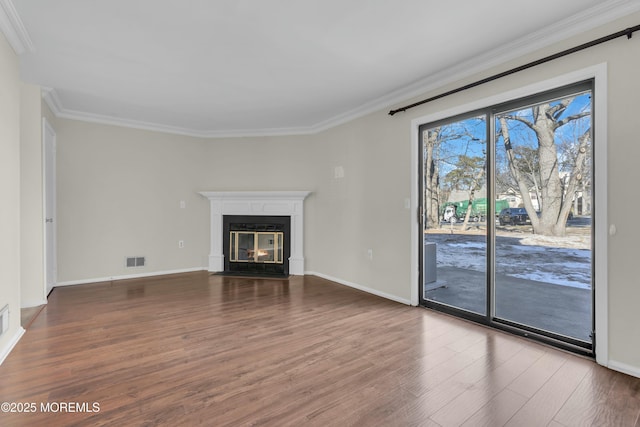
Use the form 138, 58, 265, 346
425, 232, 592, 289
518, 234, 590, 249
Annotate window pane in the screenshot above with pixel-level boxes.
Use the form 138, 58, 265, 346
237, 233, 254, 261
423, 115, 487, 315
494, 90, 593, 341
257, 233, 276, 263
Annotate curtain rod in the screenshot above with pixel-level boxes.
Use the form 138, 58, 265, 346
388, 24, 640, 116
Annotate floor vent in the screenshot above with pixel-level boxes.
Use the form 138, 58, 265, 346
126, 256, 146, 268
0, 305, 9, 337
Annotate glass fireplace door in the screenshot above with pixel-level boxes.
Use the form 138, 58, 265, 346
230, 231, 283, 264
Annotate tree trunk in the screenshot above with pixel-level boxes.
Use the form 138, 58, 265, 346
462, 160, 486, 230
532, 104, 564, 235
424, 129, 441, 228
552, 128, 590, 235
499, 117, 540, 230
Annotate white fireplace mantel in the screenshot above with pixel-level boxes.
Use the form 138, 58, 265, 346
199, 191, 312, 275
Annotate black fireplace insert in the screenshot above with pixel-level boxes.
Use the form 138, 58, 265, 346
222, 215, 291, 277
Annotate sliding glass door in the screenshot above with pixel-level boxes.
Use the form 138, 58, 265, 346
422, 114, 488, 316
420, 81, 594, 352
492, 87, 593, 343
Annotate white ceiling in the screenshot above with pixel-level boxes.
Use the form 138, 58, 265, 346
6, 0, 640, 137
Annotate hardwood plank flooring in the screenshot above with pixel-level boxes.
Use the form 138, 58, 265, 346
1, 272, 639, 426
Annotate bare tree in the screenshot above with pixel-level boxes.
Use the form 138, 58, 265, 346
424, 124, 478, 228
559, 128, 592, 215
445, 155, 486, 229
498, 96, 590, 236
512, 145, 542, 210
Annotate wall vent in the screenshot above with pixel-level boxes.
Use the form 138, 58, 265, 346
0, 305, 9, 337
125, 256, 146, 268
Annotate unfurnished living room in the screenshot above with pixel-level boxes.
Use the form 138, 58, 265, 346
1, 1, 640, 426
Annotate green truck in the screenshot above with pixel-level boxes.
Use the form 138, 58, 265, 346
442, 198, 510, 223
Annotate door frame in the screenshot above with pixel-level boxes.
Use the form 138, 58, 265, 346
410, 63, 608, 366
43, 117, 57, 296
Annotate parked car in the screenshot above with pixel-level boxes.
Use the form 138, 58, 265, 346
498, 207, 530, 225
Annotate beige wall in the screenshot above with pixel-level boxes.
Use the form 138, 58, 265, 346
45, 12, 640, 373
600, 19, 640, 372
55, 120, 211, 282
0, 33, 23, 358
20, 83, 45, 307
304, 116, 413, 301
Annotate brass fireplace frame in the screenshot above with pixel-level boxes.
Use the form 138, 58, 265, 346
229, 231, 284, 264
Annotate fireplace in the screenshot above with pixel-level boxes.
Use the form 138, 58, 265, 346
199, 191, 311, 276
223, 215, 291, 276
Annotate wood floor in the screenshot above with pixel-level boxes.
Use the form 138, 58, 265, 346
1, 272, 639, 426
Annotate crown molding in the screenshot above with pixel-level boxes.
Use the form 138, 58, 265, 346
44, 100, 215, 139
0, 0, 33, 54
41, 87, 64, 114
42, 86, 322, 139
40, 0, 640, 139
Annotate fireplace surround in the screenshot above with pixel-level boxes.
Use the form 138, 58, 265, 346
199, 191, 311, 276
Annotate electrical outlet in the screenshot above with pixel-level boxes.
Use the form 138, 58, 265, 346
179, 200, 186, 209
178, 240, 184, 249
367, 249, 373, 260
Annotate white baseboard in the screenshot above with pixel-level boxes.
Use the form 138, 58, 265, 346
54, 267, 208, 287
608, 359, 640, 379
0, 327, 25, 366
306, 271, 412, 306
